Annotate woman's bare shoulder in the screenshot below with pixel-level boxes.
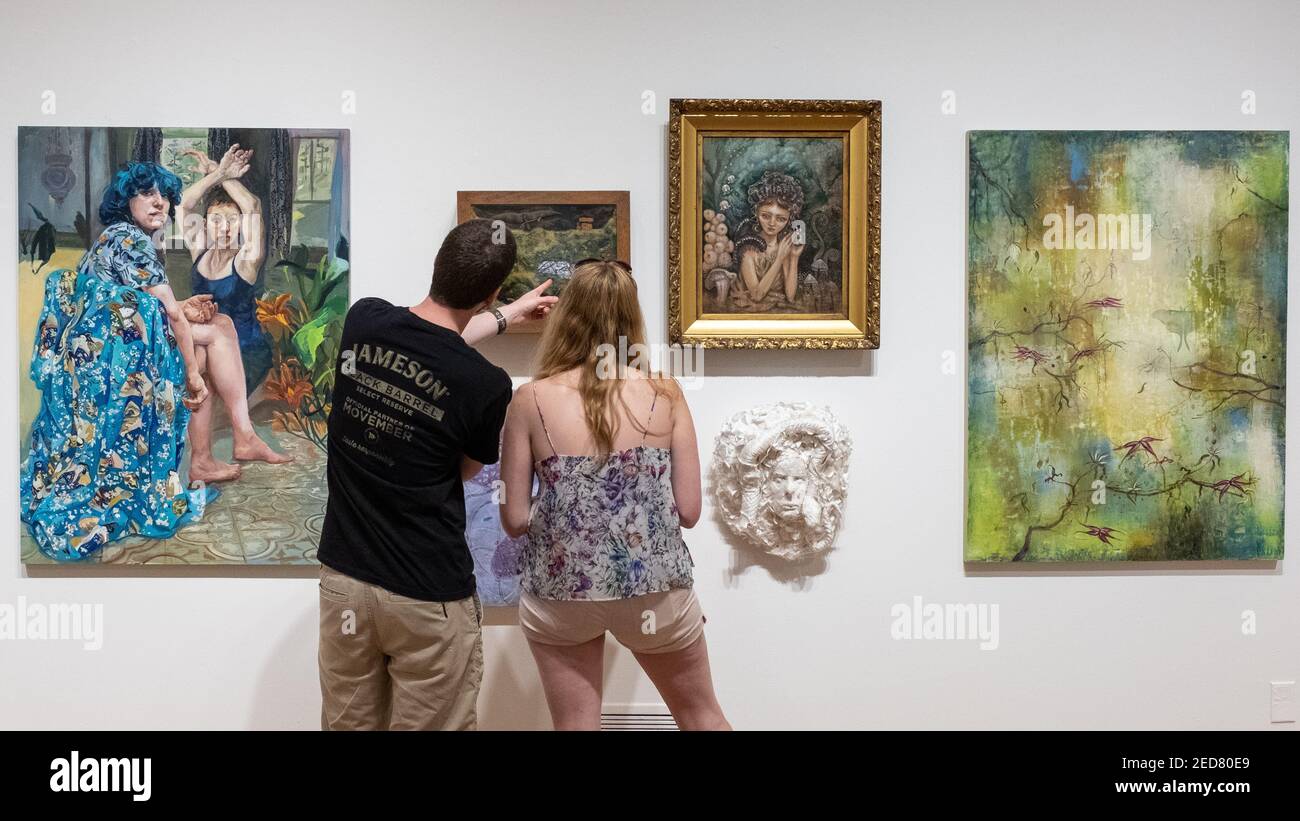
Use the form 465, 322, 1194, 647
512, 380, 536, 399
531, 370, 581, 389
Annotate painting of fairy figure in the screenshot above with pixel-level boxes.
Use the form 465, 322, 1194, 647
699, 137, 844, 315
17, 126, 349, 564
966, 131, 1288, 561
457, 191, 629, 329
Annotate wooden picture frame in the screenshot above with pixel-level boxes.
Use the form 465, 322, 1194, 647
456, 190, 631, 334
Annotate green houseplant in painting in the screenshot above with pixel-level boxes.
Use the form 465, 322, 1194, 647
258, 244, 349, 451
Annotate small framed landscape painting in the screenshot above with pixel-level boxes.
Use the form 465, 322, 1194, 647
456, 190, 630, 333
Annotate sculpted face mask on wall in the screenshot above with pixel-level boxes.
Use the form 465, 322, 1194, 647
711, 402, 851, 561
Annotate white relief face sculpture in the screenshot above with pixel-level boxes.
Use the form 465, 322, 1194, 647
766, 451, 810, 522
711, 402, 851, 561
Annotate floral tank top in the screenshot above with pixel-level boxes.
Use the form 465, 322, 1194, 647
522, 389, 694, 601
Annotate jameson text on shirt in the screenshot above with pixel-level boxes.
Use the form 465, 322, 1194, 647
340, 342, 450, 454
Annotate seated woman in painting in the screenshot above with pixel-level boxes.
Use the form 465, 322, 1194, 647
727, 170, 808, 312
20, 162, 216, 560
176, 144, 290, 483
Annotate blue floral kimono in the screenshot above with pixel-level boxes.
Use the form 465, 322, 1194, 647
20, 222, 207, 560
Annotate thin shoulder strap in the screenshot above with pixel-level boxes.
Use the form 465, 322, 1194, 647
641, 392, 660, 443
532, 385, 559, 457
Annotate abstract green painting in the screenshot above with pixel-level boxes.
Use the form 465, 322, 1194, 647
966, 131, 1288, 562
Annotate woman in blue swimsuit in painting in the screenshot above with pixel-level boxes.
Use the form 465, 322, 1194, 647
20, 163, 215, 560
176, 144, 290, 483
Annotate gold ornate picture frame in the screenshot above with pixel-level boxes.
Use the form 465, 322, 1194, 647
668, 98, 880, 349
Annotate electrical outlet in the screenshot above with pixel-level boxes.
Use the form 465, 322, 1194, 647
1270, 681, 1296, 724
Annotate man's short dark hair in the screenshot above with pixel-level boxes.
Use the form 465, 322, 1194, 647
429, 218, 517, 309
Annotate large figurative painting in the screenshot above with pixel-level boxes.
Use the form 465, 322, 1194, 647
18, 126, 350, 564
457, 190, 629, 333
668, 98, 880, 349
966, 131, 1288, 562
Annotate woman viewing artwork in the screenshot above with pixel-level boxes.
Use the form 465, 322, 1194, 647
175, 144, 290, 483
499, 260, 730, 730
20, 162, 216, 560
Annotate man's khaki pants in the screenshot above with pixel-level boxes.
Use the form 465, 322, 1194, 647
318, 564, 484, 730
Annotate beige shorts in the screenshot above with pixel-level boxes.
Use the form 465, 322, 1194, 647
318, 564, 483, 731
519, 587, 706, 654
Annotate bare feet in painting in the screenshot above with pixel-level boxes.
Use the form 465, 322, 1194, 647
190, 456, 242, 484
233, 435, 295, 464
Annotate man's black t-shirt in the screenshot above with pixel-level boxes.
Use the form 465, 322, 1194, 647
317, 297, 512, 601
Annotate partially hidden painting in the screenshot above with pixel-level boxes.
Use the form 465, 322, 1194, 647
966, 131, 1288, 561
18, 126, 350, 564
464, 457, 530, 606
457, 190, 629, 332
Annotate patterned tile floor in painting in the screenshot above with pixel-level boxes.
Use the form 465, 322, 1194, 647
21, 418, 325, 566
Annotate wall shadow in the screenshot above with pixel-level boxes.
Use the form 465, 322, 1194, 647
478, 333, 877, 380
964, 560, 1281, 577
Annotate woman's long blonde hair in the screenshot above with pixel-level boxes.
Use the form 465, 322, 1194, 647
533, 260, 676, 454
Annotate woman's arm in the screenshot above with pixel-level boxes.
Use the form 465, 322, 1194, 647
179, 168, 224, 215
783, 238, 804, 301
146, 283, 209, 410
178, 146, 255, 267
668, 383, 702, 528
739, 247, 761, 294
177, 162, 225, 262
499, 383, 536, 538
221, 176, 265, 281
741, 245, 787, 301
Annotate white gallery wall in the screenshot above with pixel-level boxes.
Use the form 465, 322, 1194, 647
1, 0, 1296, 730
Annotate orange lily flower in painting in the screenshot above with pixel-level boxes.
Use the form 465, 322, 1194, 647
256, 293, 298, 339
264, 361, 314, 410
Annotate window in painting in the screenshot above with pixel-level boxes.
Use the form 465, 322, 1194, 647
159, 128, 208, 248
291, 137, 337, 248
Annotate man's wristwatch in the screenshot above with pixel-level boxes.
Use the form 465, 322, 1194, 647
492, 307, 508, 335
